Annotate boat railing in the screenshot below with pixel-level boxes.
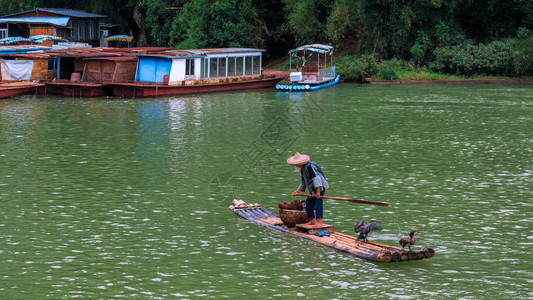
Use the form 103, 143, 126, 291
318, 66, 337, 81
319, 66, 335, 76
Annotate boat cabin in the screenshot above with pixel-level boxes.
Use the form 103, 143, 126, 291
133, 48, 264, 85
53, 49, 123, 80
82, 56, 137, 82
288, 44, 336, 85
0, 52, 58, 81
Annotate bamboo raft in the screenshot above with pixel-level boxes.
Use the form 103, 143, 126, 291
229, 200, 434, 263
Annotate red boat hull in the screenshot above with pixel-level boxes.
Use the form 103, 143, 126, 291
0, 82, 42, 98
111, 75, 286, 98
43, 82, 110, 97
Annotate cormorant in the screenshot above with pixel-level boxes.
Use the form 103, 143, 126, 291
354, 219, 382, 241
399, 230, 419, 251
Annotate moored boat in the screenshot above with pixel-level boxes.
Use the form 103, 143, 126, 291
276, 44, 339, 91
46, 55, 138, 97
229, 200, 435, 263
110, 48, 288, 98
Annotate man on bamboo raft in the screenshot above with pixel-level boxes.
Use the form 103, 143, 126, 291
287, 152, 329, 227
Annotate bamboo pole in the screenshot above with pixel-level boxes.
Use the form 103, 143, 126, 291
293, 193, 389, 206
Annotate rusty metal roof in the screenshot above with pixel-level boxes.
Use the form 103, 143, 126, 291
85, 56, 138, 62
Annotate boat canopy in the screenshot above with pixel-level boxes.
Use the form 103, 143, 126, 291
104, 35, 134, 43
29, 35, 69, 43
0, 37, 35, 45
289, 44, 334, 55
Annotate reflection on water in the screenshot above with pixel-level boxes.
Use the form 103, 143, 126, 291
0, 85, 531, 298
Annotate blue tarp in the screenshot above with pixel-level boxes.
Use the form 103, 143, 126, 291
0, 17, 70, 27
136, 56, 172, 83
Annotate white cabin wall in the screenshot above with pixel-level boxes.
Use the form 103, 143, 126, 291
169, 59, 185, 83
194, 58, 201, 80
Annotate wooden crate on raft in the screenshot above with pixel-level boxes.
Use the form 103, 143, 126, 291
295, 223, 335, 235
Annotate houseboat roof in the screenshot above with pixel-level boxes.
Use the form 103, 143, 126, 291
85, 56, 138, 62
0, 52, 58, 59
105, 47, 175, 54
134, 48, 266, 59
56, 51, 124, 58
0, 8, 106, 19
181, 48, 265, 55
0, 45, 52, 54
0, 17, 70, 27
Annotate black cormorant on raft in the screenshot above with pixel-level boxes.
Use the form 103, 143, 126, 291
229, 200, 434, 263
354, 219, 382, 241
399, 231, 419, 251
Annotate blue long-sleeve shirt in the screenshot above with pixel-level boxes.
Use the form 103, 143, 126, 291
298, 161, 329, 192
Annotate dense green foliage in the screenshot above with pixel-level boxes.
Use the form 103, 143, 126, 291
430, 28, 533, 76
1, 0, 531, 76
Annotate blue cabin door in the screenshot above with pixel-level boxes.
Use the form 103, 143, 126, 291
136, 57, 172, 83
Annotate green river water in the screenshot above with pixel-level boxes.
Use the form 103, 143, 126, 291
0, 84, 531, 299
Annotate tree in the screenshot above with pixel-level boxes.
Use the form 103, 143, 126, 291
282, 0, 332, 45
172, 0, 263, 49
356, 0, 458, 58
326, 0, 359, 46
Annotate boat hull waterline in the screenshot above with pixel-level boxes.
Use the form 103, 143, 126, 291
276, 75, 340, 91
111, 75, 286, 98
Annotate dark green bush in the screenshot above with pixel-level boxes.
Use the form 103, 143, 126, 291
513, 28, 533, 76
380, 68, 399, 80
378, 58, 402, 80
336, 54, 379, 82
430, 32, 532, 77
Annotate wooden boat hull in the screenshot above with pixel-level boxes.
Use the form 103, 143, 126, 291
229, 200, 435, 263
110, 75, 286, 98
0, 82, 43, 98
44, 81, 111, 97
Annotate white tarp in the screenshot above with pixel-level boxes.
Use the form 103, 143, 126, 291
1, 59, 34, 81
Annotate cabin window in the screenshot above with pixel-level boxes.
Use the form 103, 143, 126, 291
48, 58, 58, 71
185, 58, 195, 76
252, 55, 261, 75
200, 58, 207, 78
209, 58, 217, 78
236, 57, 244, 76
245, 56, 253, 76
218, 57, 227, 78
0, 29, 7, 39
228, 57, 236, 77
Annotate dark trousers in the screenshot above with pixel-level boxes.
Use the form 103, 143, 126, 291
306, 189, 325, 219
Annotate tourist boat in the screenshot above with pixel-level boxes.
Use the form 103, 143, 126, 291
229, 200, 435, 263
276, 44, 339, 91
0, 81, 43, 98
109, 48, 288, 98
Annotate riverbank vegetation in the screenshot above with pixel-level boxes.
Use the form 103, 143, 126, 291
2, 0, 532, 80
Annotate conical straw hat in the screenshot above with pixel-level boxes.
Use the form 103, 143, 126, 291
286, 152, 310, 166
